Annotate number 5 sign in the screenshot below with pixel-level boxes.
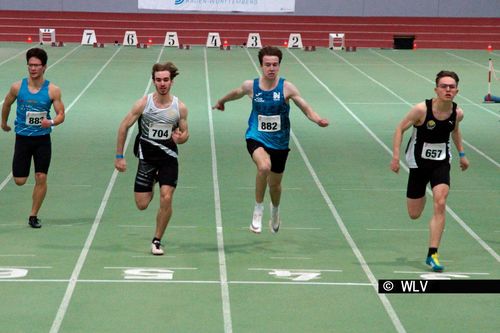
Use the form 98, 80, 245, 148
164, 32, 179, 47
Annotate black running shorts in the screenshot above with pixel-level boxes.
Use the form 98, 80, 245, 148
406, 163, 450, 199
12, 134, 52, 177
134, 157, 178, 192
246, 138, 290, 174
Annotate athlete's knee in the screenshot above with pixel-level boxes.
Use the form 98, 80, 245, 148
257, 162, 271, 177
135, 200, 149, 210
408, 210, 422, 220
135, 193, 153, 210
433, 197, 447, 213
13, 177, 28, 186
407, 197, 425, 219
34, 173, 47, 184
159, 190, 174, 208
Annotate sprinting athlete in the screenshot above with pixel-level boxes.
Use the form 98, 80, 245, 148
115, 62, 189, 255
213, 46, 329, 234
1, 47, 65, 228
390, 70, 469, 272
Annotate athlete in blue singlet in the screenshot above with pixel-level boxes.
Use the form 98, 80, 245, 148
213, 46, 329, 234
391, 70, 469, 272
1, 48, 65, 228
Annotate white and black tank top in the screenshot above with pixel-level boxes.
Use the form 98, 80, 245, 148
138, 93, 180, 160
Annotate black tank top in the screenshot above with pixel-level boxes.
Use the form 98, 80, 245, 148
405, 99, 457, 168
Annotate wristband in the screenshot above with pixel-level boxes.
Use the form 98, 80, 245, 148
50, 119, 55, 126
115, 154, 124, 159
458, 151, 465, 158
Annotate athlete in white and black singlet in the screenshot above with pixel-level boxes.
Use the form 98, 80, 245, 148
115, 62, 189, 255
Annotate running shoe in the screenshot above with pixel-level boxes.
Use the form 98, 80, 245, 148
426, 253, 444, 272
250, 210, 262, 234
269, 204, 280, 234
151, 239, 164, 255
28, 216, 42, 229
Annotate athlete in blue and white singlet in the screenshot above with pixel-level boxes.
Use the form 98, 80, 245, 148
1, 47, 65, 228
246, 77, 290, 150
15, 78, 53, 136
213, 46, 329, 235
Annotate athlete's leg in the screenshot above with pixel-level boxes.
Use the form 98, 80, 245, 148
407, 196, 426, 220
134, 159, 157, 210
13, 177, 28, 186
155, 185, 175, 239
135, 192, 154, 210
30, 172, 47, 216
252, 147, 271, 203
268, 171, 283, 207
428, 183, 449, 248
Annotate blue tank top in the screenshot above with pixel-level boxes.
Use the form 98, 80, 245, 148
245, 78, 290, 150
15, 78, 53, 136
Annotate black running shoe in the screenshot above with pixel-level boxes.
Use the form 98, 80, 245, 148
28, 216, 42, 228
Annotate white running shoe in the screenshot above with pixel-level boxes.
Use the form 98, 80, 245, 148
269, 204, 280, 234
250, 210, 262, 234
151, 240, 164, 255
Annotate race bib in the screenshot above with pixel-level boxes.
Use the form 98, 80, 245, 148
258, 115, 280, 132
421, 142, 446, 160
25, 111, 47, 126
148, 123, 172, 140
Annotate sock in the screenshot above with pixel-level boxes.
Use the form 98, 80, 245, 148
254, 202, 264, 213
271, 204, 279, 218
29, 215, 37, 221
427, 247, 438, 257
152, 237, 161, 244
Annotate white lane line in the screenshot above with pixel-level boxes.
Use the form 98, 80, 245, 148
270, 257, 312, 260
0, 278, 374, 286
367, 228, 427, 232
249, 268, 342, 272
204, 47, 233, 333
284, 48, 405, 333
49, 46, 164, 333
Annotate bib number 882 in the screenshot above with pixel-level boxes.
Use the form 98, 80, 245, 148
260, 122, 278, 131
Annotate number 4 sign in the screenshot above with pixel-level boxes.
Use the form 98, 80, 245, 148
206, 32, 221, 48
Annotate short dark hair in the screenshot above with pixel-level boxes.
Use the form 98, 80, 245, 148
258, 46, 282, 65
151, 62, 179, 80
435, 70, 459, 86
26, 48, 48, 66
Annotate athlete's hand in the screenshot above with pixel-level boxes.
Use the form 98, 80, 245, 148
115, 158, 127, 172
212, 101, 225, 111
459, 156, 469, 171
41, 118, 53, 128
1, 122, 11, 132
390, 158, 400, 173
172, 128, 181, 144
317, 118, 329, 127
